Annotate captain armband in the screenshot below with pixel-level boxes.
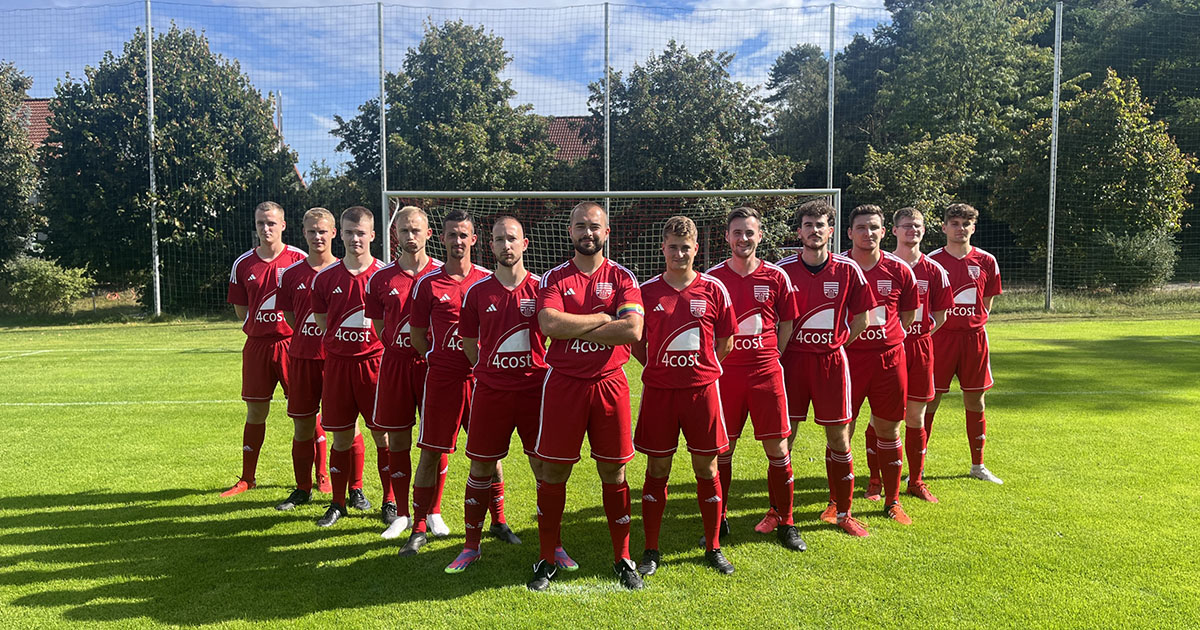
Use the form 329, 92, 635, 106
616, 302, 644, 318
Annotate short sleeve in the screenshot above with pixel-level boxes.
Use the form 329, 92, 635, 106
615, 267, 643, 311
714, 284, 736, 339
985, 258, 1003, 297
310, 273, 329, 314
898, 265, 920, 312
774, 271, 799, 322
276, 270, 294, 312
364, 274, 384, 320
931, 264, 953, 312
538, 271, 564, 313
459, 284, 480, 339
846, 266, 876, 316
227, 262, 247, 306
410, 277, 433, 328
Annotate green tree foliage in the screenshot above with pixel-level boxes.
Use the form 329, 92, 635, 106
849, 133, 977, 226
994, 70, 1198, 290
0, 256, 94, 315
765, 43, 826, 186
39, 26, 300, 311
0, 62, 41, 262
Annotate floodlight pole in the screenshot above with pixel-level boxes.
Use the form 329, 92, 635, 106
378, 2, 390, 263
827, 3, 838, 253
1045, 1, 1063, 311
603, 2, 611, 257
145, 0, 161, 317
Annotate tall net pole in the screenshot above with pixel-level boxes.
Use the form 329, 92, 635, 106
1045, 1, 1063, 310
378, 2, 389, 263
145, 0, 161, 316
827, 3, 838, 254
603, 2, 611, 256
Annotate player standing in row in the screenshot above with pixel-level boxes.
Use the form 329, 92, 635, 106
445, 216, 557, 574
927, 204, 1004, 484
310, 206, 385, 526
529, 202, 644, 592
223, 201, 307, 497
275, 208, 337, 510
779, 200, 874, 537
841, 205, 919, 525
400, 210, 507, 557
890, 207, 952, 502
365, 205, 443, 539
705, 207, 805, 552
633, 216, 737, 577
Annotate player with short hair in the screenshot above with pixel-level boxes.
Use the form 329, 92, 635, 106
841, 205, 919, 525
527, 201, 645, 592
274, 207, 337, 510
705, 206, 805, 551
779, 200, 875, 537
891, 207, 952, 502
310, 206, 386, 526
928, 203, 1003, 484
398, 209, 508, 557
633, 216, 737, 577
365, 205, 444, 539
223, 201, 307, 497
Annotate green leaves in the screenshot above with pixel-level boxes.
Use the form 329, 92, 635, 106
0, 62, 41, 263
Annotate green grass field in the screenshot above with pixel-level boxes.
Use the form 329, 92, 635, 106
1, 315, 1198, 629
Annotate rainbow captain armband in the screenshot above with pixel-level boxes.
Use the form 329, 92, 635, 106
617, 302, 644, 318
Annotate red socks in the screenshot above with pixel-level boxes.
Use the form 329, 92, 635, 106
292, 437, 315, 492
411, 484, 434, 534
537, 481, 567, 564
490, 481, 506, 525
767, 453, 795, 525
876, 437, 903, 505
350, 433, 365, 490
388, 449, 411, 517
240, 422, 266, 483
430, 453, 450, 514
717, 452, 733, 516
640, 474, 669, 551
967, 410, 986, 465
314, 420, 328, 479
330, 447, 351, 507
696, 475, 722, 552
829, 449, 854, 517
824, 447, 835, 503
924, 411, 935, 442
463, 474, 491, 551
376, 446, 394, 504
905, 426, 927, 485
602, 481, 632, 562
865, 423, 880, 484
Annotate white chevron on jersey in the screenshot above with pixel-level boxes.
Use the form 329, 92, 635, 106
954, 287, 978, 305
913, 305, 924, 322
800, 307, 836, 330
665, 326, 701, 351
341, 307, 371, 329
736, 312, 763, 336
259, 294, 276, 311
866, 305, 888, 327
304, 313, 317, 324
496, 328, 531, 353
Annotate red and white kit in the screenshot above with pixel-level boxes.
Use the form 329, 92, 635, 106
277, 259, 327, 417
903, 254, 952, 402
706, 260, 796, 440
364, 258, 442, 431
311, 259, 385, 431
843, 251, 919, 422
635, 273, 736, 456
228, 246, 307, 402
778, 253, 875, 425
410, 265, 493, 453
534, 259, 642, 464
929, 247, 1002, 392
459, 273, 548, 461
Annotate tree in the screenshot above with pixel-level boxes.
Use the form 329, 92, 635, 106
40, 26, 301, 311
0, 62, 40, 263
848, 133, 977, 226
765, 43, 827, 187
994, 70, 1198, 290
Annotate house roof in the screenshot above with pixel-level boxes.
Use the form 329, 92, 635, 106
545, 115, 594, 163
17, 98, 52, 147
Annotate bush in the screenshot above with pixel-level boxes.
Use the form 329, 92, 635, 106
0, 256, 95, 315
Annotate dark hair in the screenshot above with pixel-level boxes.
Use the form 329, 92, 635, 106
944, 203, 979, 223
892, 206, 922, 224
341, 205, 373, 225
848, 204, 885, 226
492, 215, 521, 230
794, 199, 837, 228
726, 206, 762, 229
443, 208, 473, 229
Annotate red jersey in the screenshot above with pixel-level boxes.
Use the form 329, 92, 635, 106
310, 258, 385, 359
364, 257, 443, 357
277, 259, 328, 360
929, 246, 1002, 331
903, 253, 953, 338
459, 272, 548, 390
639, 273, 736, 389
841, 250, 919, 350
227, 245, 306, 339
538, 258, 642, 380
410, 264, 493, 376
705, 259, 797, 367
779, 253, 875, 354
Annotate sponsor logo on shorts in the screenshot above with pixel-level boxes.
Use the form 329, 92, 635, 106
877, 280, 892, 296
754, 285, 770, 303
519, 299, 536, 317
823, 282, 839, 298
690, 299, 707, 317
595, 282, 613, 300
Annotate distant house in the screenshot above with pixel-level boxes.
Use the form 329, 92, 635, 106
544, 115, 595, 163
17, 98, 52, 148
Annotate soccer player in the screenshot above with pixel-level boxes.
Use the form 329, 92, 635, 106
223, 201, 306, 497
398, 209, 505, 557
841, 205, 919, 525
310, 206, 386, 526
527, 201, 644, 592
275, 207, 338, 510
633, 216, 737, 577
365, 205, 443, 539
927, 203, 1004, 484
891, 207, 952, 502
705, 207, 805, 551
778, 200, 874, 537
445, 215, 564, 574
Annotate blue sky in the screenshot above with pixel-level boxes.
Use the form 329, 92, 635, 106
1, 0, 889, 177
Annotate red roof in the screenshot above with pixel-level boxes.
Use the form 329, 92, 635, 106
18, 98, 52, 147
545, 115, 594, 163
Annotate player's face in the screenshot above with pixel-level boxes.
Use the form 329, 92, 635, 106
894, 216, 925, 247
726, 217, 762, 260
849, 214, 884, 253
441, 220, 476, 261
396, 213, 431, 255
943, 216, 976, 244
303, 217, 336, 254
492, 219, 527, 268
255, 209, 285, 246
797, 214, 832, 252
662, 234, 697, 273
570, 207, 609, 256
341, 217, 375, 255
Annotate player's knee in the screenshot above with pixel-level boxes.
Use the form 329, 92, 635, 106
292, 416, 317, 441
964, 392, 986, 412
469, 459, 497, 479
387, 430, 412, 451
762, 438, 787, 459
596, 461, 625, 485
330, 430, 356, 450
646, 456, 672, 479
541, 461, 572, 484
245, 402, 270, 424
369, 430, 388, 449
870, 417, 902, 440
690, 454, 717, 480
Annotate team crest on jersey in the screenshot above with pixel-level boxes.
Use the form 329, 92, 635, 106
595, 282, 613, 300
519, 299, 537, 317
968, 265, 981, 280
823, 282, 839, 298
917, 279, 929, 295
877, 280, 892, 296
690, 299, 707, 317
753, 285, 770, 303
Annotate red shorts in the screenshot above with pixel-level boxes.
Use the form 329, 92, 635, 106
781, 348, 852, 426
905, 334, 936, 402
718, 362, 790, 441
534, 368, 634, 465
241, 337, 289, 402
847, 344, 908, 422
416, 367, 472, 454
464, 381, 541, 461
933, 327, 994, 393
634, 383, 729, 456
320, 354, 381, 432
371, 350, 427, 431
286, 356, 323, 418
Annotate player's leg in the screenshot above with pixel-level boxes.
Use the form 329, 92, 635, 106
961, 329, 1001, 484
446, 457, 499, 573
846, 350, 880, 501
367, 429, 396, 524
761, 437, 802, 549
278, 414, 317, 510
871, 415, 910, 524
691, 452, 733, 574
591, 371, 640, 590
824, 422, 867, 536
964, 390, 1001, 483
637, 455, 672, 576
677, 382, 733, 574
632, 384, 677, 576
424, 374, 471, 536
903, 336, 937, 501
399, 447, 442, 555
376, 353, 419, 538
382, 430, 413, 538
317, 426, 360, 527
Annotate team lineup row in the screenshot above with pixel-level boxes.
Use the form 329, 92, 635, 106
224, 197, 1003, 591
